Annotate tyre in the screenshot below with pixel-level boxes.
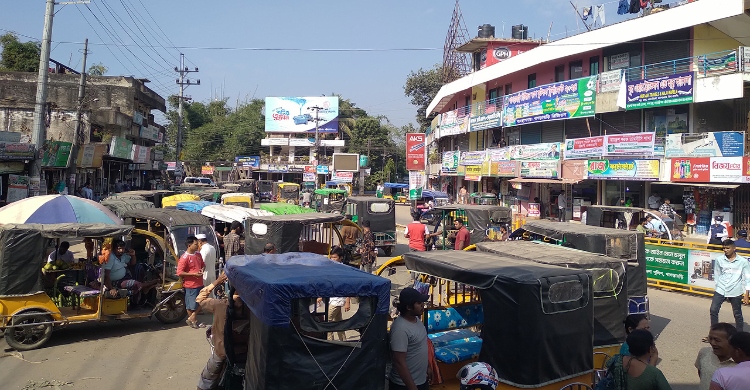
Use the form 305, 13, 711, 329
154, 291, 187, 324
383, 246, 394, 257
4, 310, 53, 351
286, 199, 295, 204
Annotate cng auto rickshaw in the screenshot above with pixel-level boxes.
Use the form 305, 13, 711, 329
383, 182, 408, 203
412, 190, 450, 218
101, 197, 155, 218
244, 212, 348, 255
585, 204, 682, 241
259, 203, 316, 215
224, 252, 390, 389
114, 190, 175, 208
469, 192, 499, 205
221, 192, 254, 208
0, 223, 187, 351
161, 193, 200, 208
227, 178, 256, 194
345, 196, 396, 256
325, 181, 352, 195
312, 188, 347, 213
176, 200, 216, 213
274, 182, 300, 204
256, 180, 274, 202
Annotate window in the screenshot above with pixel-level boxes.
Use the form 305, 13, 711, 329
528, 73, 537, 88
369, 202, 391, 213
504, 83, 512, 95
569, 60, 583, 79
548, 280, 584, 303
464, 95, 471, 108
589, 56, 600, 76
488, 88, 499, 101
555, 65, 565, 82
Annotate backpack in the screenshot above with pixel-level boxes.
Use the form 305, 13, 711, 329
595, 354, 626, 390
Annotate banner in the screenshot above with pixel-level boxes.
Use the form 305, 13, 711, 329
440, 110, 469, 136
520, 160, 559, 178
405, 133, 426, 171
599, 69, 622, 93
605, 132, 656, 156
564, 136, 605, 159
201, 166, 214, 175
502, 76, 597, 126
268, 164, 288, 173
459, 150, 486, 166
464, 165, 482, 181
77, 144, 106, 168
0, 142, 35, 161
665, 132, 745, 158
316, 165, 329, 175
331, 171, 353, 183
586, 159, 660, 180
469, 111, 503, 131
489, 147, 511, 162
671, 157, 746, 183
442, 151, 458, 174
264, 96, 338, 133
109, 136, 133, 160
496, 161, 517, 176
626, 72, 694, 109
235, 156, 260, 169
409, 171, 426, 199
303, 172, 316, 182
697, 51, 737, 76
7, 174, 29, 203
645, 244, 721, 290
41, 141, 72, 168
508, 143, 561, 160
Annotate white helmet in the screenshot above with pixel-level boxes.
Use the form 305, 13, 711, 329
457, 362, 499, 390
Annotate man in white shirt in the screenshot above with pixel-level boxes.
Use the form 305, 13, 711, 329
47, 241, 75, 264
196, 234, 218, 287
557, 191, 567, 222
710, 240, 750, 331
648, 193, 661, 210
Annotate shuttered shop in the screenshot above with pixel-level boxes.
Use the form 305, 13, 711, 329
520, 123, 542, 145
541, 121, 564, 143
643, 29, 691, 77
599, 111, 642, 134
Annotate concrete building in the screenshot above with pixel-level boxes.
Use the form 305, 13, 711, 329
426, 0, 750, 235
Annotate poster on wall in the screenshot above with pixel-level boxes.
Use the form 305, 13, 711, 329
625, 72, 694, 110
502, 76, 597, 126
665, 131, 744, 158
564, 136, 605, 159
508, 143, 561, 160
645, 244, 720, 290
405, 133, 426, 170
496, 161, 517, 176
605, 132, 656, 156
586, 159, 660, 180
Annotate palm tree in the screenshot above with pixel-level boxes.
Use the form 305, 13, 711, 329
336, 95, 368, 138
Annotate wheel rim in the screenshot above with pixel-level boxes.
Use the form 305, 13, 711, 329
10, 316, 49, 346
157, 293, 186, 322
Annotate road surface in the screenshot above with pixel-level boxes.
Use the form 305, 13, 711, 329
1, 203, 746, 389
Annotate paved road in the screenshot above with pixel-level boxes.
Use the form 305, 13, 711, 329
1, 205, 746, 389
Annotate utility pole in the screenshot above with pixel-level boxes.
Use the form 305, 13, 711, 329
66, 38, 88, 191
174, 53, 199, 183
30, 0, 56, 195
307, 105, 323, 188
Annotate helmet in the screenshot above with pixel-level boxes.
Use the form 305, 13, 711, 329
457, 362, 499, 390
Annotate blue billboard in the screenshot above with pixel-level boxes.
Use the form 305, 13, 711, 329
264, 97, 339, 133
235, 155, 260, 169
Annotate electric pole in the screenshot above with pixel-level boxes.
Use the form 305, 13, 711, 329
307, 105, 323, 188
66, 38, 88, 191
30, 0, 56, 195
174, 53, 199, 182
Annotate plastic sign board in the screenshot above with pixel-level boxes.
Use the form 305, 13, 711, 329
406, 133, 426, 171
332, 153, 359, 172
264, 97, 338, 133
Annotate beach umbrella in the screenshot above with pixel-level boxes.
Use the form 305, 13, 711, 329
0, 195, 123, 224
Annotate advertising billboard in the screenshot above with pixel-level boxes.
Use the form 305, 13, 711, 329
332, 153, 359, 172
265, 97, 339, 133
586, 159, 660, 180
665, 132, 745, 158
405, 133, 426, 171
235, 156, 260, 169
626, 72, 694, 110
502, 77, 597, 127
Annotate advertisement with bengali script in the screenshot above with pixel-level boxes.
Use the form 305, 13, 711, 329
409, 171, 426, 199
442, 151, 458, 174
605, 132, 656, 156
586, 159, 660, 180
496, 161, 517, 177
564, 136, 605, 159
520, 160, 559, 178
508, 143, 561, 160
464, 165, 482, 181
405, 133, 426, 171
459, 150, 487, 166
265, 96, 338, 133
626, 72, 694, 110
645, 244, 720, 290
502, 76, 597, 126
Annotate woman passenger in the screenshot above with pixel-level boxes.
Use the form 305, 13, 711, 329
621, 330, 672, 390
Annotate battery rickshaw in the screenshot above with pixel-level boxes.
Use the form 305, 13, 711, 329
312, 188, 348, 213
221, 192, 254, 209
274, 182, 300, 204
345, 196, 396, 256
256, 180, 274, 202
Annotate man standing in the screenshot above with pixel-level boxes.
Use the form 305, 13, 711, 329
324, 247, 351, 341
648, 193, 661, 210
709, 216, 729, 246
459, 186, 468, 205
340, 221, 360, 246
196, 234, 217, 287
710, 332, 750, 390
710, 240, 750, 331
223, 221, 243, 258
178, 235, 205, 329
390, 287, 431, 390
659, 198, 676, 218
376, 181, 385, 198
695, 323, 737, 390
557, 191, 567, 222
82, 181, 94, 200
301, 190, 311, 207
454, 218, 470, 250
359, 220, 377, 273
405, 213, 431, 252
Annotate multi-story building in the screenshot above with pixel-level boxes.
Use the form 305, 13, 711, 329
0, 69, 166, 201
426, 0, 750, 234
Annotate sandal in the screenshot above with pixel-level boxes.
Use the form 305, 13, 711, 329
186, 319, 199, 329
196, 322, 207, 328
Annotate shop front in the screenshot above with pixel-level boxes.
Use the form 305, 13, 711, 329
440, 151, 459, 200
0, 141, 34, 204
104, 136, 134, 195
562, 159, 595, 221
75, 143, 107, 199
585, 159, 661, 208
40, 140, 73, 195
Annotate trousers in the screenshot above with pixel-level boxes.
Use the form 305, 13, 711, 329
709, 292, 744, 331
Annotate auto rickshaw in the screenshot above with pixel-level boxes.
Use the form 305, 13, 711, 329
585, 204, 682, 241
114, 190, 175, 208
0, 223, 187, 351
513, 219, 649, 315
274, 182, 300, 204
161, 193, 200, 208
302, 181, 316, 193
400, 250, 594, 390
312, 188, 347, 213
325, 181, 352, 195
244, 212, 348, 255
224, 252, 390, 390
101, 197, 155, 218
383, 182, 408, 203
469, 192, 499, 205
201, 204, 273, 236
175, 200, 216, 213
411, 190, 450, 217
224, 178, 256, 194
421, 204, 513, 250
256, 180, 274, 202
221, 192, 254, 209
345, 196, 396, 256
259, 203, 316, 215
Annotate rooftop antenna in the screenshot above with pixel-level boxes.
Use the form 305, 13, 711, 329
442, 0, 471, 82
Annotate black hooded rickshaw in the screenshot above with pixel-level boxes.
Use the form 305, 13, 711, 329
585, 204, 683, 241
344, 196, 396, 256
421, 204, 513, 250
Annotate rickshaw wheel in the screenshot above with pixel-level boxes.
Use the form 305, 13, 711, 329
383, 246, 394, 257
154, 292, 188, 324
286, 199, 295, 204
4, 310, 53, 351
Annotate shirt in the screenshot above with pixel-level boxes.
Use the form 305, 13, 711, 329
626, 364, 672, 390
695, 347, 736, 390
405, 222, 429, 251
711, 361, 750, 390
200, 243, 218, 286
340, 226, 359, 245
389, 316, 428, 386
47, 250, 75, 264
558, 193, 567, 209
455, 226, 470, 250
360, 230, 376, 265
659, 203, 675, 216
196, 286, 228, 358
708, 224, 728, 244
82, 187, 94, 200
103, 253, 130, 282
713, 253, 750, 297
648, 195, 661, 209
223, 232, 241, 258
177, 251, 205, 289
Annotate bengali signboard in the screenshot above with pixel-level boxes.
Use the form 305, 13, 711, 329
201, 166, 215, 175
469, 111, 503, 131
7, 174, 29, 202
316, 165, 329, 175
665, 132, 745, 158
742, 46, 750, 73
645, 244, 720, 290
626, 72, 694, 110
264, 96, 338, 133
140, 125, 160, 142
605, 132, 656, 156
268, 164, 288, 173
459, 150, 486, 166
442, 151, 458, 174
585, 159, 660, 180
77, 144, 106, 168
502, 76, 597, 126
303, 172, 316, 182
409, 171, 426, 199
406, 133, 426, 171
41, 141, 72, 168
488, 147, 511, 162
331, 171, 354, 183
564, 136, 605, 159
464, 165, 482, 181
440, 110, 469, 136
508, 143, 561, 160
599, 69, 622, 93
610, 53, 630, 70
496, 161, 517, 176
519, 160, 559, 178
0, 142, 35, 161
109, 136, 133, 160
672, 157, 747, 183
235, 156, 260, 169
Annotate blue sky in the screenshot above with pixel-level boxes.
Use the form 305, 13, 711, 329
2, 0, 631, 127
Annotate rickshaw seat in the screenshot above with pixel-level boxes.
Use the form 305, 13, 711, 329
433, 338, 483, 364
300, 240, 330, 255
424, 303, 484, 364
64, 285, 100, 297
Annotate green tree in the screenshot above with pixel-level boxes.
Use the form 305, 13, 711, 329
87, 62, 108, 76
336, 96, 368, 138
404, 64, 444, 131
0, 33, 40, 72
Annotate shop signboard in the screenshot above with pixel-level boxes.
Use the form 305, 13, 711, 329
464, 165, 482, 181
610, 53, 630, 70
625, 72, 694, 110
316, 165, 329, 175
564, 136, 605, 159
0, 142, 35, 161
665, 131, 745, 158
508, 142, 561, 160
289, 138, 314, 147
7, 174, 29, 203
331, 171, 353, 183
201, 166, 215, 175
140, 125, 160, 141
288, 167, 304, 173
130, 145, 150, 164
645, 244, 720, 290
303, 172, 316, 181
459, 150, 486, 166
41, 141, 72, 168
709, 157, 744, 183
502, 76, 597, 127
488, 147, 511, 162
77, 144, 106, 168
235, 156, 260, 169
672, 157, 747, 183
408, 171, 426, 200
405, 133, 426, 171
585, 159, 660, 180
440, 110, 468, 136
742, 46, 750, 73
0, 131, 22, 143
528, 203, 541, 218
605, 132, 656, 156
264, 96, 338, 133
496, 161, 517, 176
519, 160, 559, 178
469, 111, 503, 131
304, 165, 315, 174
153, 150, 164, 161
268, 164, 289, 173
441, 151, 459, 174
599, 69, 622, 93
110, 137, 133, 160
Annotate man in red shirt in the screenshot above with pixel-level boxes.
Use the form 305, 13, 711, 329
404, 213, 432, 251
454, 218, 470, 250
178, 235, 205, 329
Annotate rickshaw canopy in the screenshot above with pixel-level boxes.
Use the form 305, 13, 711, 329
383, 182, 408, 189
122, 208, 211, 228
221, 192, 254, 208
421, 190, 449, 200
175, 200, 216, 213
276, 182, 300, 189
161, 193, 200, 208
244, 213, 344, 254
345, 197, 395, 233
201, 204, 273, 223
101, 198, 155, 218
314, 188, 347, 196
430, 204, 512, 244
0, 223, 133, 296
259, 203, 315, 215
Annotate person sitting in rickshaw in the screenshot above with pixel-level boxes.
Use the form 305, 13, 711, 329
646, 215, 667, 239
102, 240, 150, 301
637, 218, 650, 235
47, 241, 75, 265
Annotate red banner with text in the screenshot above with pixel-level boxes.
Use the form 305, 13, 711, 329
406, 133, 426, 171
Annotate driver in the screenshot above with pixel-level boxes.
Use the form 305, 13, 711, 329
102, 240, 143, 299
